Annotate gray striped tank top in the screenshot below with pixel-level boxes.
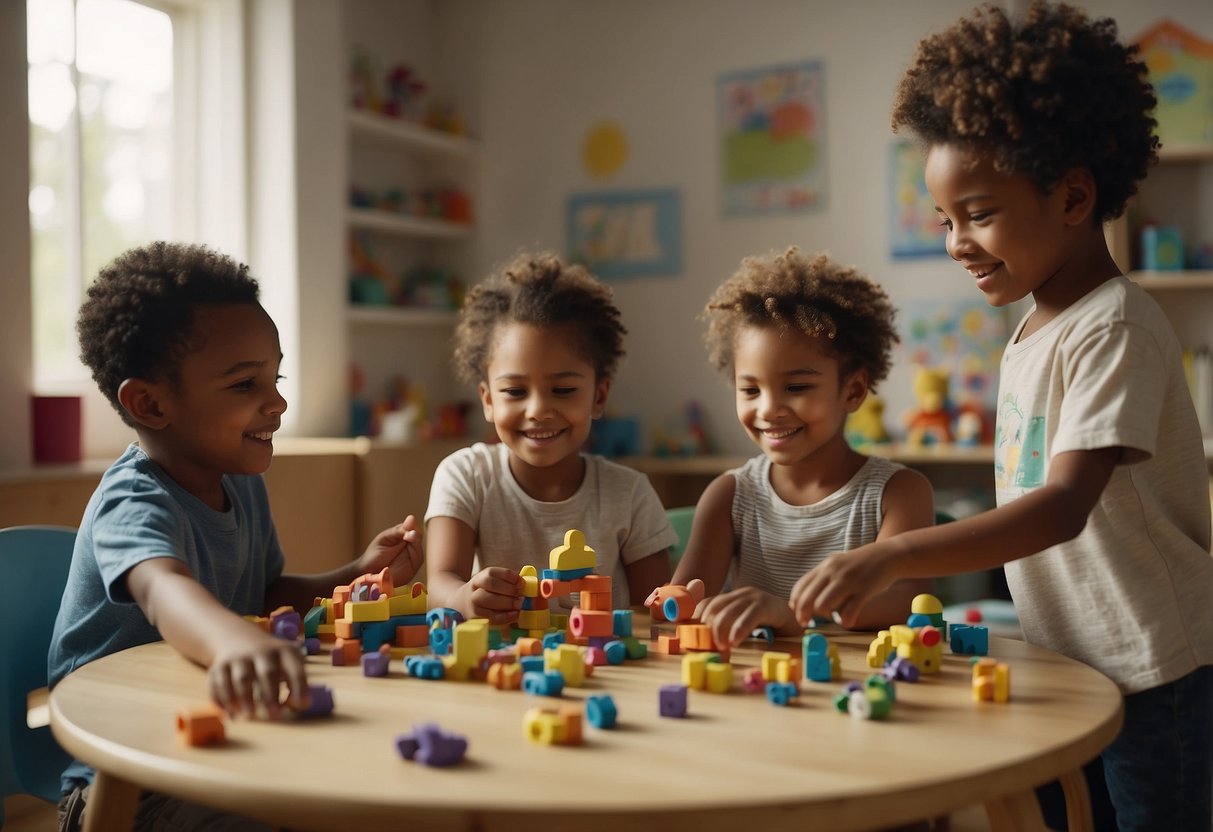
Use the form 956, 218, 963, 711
729, 454, 902, 600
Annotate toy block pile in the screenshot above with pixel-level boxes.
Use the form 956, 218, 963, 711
644, 580, 730, 660
302, 567, 430, 669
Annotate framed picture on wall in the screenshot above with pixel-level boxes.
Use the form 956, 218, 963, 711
566, 188, 682, 279
717, 60, 826, 217
889, 140, 947, 258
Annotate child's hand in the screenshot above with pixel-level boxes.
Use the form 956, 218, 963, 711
356, 515, 424, 586
208, 627, 309, 719
789, 544, 895, 629
460, 567, 524, 624
697, 586, 797, 647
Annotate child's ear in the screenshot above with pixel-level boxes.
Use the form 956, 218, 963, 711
592, 376, 612, 420
1059, 167, 1097, 226
477, 381, 494, 423
842, 369, 869, 413
117, 378, 169, 429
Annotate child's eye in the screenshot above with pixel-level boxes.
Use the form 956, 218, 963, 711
230, 378, 255, 392
553, 386, 577, 396
739, 386, 759, 397
500, 387, 526, 399
787, 384, 813, 394
938, 217, 954, 231
969, 211, 992, 223
276, 374, 286, 383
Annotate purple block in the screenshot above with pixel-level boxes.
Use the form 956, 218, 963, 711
299, 684, 334, 718
303, 637, 321, 655
659, 684, 688, 718
396, 722, 467, 767
362, 650, 391, 677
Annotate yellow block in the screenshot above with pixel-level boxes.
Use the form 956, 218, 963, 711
705, 662, 733, 693
345, 596, 390, 623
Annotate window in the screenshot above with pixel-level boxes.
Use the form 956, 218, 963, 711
27, 0, 245, 388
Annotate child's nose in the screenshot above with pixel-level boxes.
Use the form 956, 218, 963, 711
526, 393, 552, 420
265, 388, 288, 416
947, 226, 976, 260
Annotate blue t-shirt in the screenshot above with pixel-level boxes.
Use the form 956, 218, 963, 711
48, 444, 285, 788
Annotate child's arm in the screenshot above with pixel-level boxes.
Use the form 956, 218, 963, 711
126, 558, 308, 719
670, 474, 799, 646
790, 447, 1120, 627
839, 467, 937, 630
670, 473, 736, 594
624, 551, 672, 609
264, 516, 424, 612
424, 515, 523, 624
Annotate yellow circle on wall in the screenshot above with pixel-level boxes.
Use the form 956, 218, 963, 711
583, 122, 629, 178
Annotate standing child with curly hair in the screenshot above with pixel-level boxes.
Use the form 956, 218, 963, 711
790, 3, 1212, 828
51, 242, 423, 831
425, 251, 676, 621
671, 247, 935, 647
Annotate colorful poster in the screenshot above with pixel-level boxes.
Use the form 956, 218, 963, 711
566, 189, 682, 279
718, 61, 825, 216
889, 140, 948, 258
898, 298, 1009, 417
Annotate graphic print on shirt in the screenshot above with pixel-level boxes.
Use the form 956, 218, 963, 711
994, 394, 1046, 490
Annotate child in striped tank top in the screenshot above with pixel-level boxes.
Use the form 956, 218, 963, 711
672, 247, 935, 647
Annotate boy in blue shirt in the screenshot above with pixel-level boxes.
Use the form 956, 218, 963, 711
791, 3, 1212, 828
50, 241, 423, 830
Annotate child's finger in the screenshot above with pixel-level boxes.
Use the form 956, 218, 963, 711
476, 573, 523, 596
210, 664, 236, 716
281, 650, 310, 711
254, 653, 284, 719
231, 660, 257, 717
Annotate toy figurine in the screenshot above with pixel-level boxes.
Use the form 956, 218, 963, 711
904, 366, 953, 446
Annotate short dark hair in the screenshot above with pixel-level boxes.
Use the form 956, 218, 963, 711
891, 1, 1158, 223
704, 247, 898, 390
452, 251, 626, 384
77, 241, 261, 426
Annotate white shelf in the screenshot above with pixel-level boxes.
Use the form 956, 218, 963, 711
1129, 271, 1213, 290
1158, 144, 1213, 164
347, 208, 472, 240
348, 110, 478, 160
346, 305, 458, 326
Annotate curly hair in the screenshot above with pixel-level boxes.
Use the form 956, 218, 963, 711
704, 247, 898, 390
452, 251, 626, 384
77, 241, 261, 426
891, 0, 1157, 223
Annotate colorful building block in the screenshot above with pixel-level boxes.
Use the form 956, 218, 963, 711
177, 706, 225, 746
659, 684, 688, 717
950, 623, 989, 656
523, 706, 583, 745
585, 694, 618, 729
396, 723, 467, 766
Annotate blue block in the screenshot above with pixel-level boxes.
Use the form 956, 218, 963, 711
429, 628, 452, 656
949, 624, 989, 656
519, 655, 545, 674
540, 567, 594, 581
603, 640, 627, 665
612, 609, 633, 638
586, 694, 618, 729
522, 670, 564, 697
542, 632, 565, 650
766, 681, 799, 706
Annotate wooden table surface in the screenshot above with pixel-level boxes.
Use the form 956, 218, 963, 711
50, 619, 1122, 832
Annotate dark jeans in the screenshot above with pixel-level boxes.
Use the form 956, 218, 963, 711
1037, 664, 1213, 831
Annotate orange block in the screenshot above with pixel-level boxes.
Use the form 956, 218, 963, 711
177, 706, 225, 747
397, 624, 429, 648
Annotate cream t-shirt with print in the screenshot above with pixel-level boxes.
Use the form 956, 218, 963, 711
995, 276, 1213, 693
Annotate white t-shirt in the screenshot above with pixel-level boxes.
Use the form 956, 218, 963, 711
996, 276, 1213, 693
425, 442, 677, 609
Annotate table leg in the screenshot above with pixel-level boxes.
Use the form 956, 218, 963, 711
984, 788, 1047, 831
83, 770, 140, 832
1059, 767, 1094, 831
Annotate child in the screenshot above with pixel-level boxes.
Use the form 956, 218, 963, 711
790, 4, 1213, 829
425, 251, 676, 621
672, 247, 935, 646
49, 242, 423, 830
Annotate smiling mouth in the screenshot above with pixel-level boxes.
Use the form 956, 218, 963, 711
522, 429, 565, 440
968, 264, 1002, 279
245, 431, 275, 441
761, 427, 802, 440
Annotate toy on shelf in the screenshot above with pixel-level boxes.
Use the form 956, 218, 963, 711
383, 64, 426, 121
348, 233, 395, 307
652, 401, 712, 457
903, 366, 953, 447
845, 394, 890, 449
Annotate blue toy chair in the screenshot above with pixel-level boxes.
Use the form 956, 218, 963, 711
666, 506, 695, 569
0, 525, 76, 823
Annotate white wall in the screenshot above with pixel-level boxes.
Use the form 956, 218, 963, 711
431, 0, 1213, 455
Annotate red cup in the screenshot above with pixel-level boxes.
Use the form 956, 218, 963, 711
31, 395, 83, 464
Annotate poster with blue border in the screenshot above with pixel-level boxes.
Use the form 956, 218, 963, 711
889, 140, 947, 258
566, 189, 682, 279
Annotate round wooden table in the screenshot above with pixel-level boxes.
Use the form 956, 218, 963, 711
50, 621, 1121, 832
